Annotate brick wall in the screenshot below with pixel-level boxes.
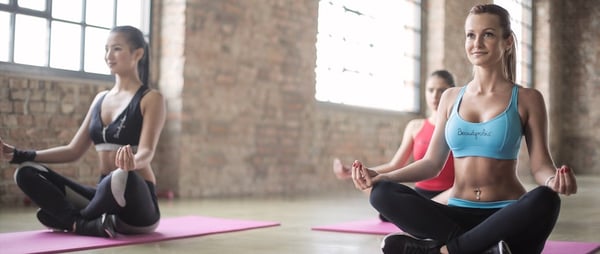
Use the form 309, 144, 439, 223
1, 0, 598, 206
0, 75, 112, 205
169, 0, 416, 198
551, 0, 600, 174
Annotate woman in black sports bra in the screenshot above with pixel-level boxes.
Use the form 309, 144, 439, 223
350, 4, 578, 254
1, 26, 166, 238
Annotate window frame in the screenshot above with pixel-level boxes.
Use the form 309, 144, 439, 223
0, 0, 151, 82
495, 0, 533, 88
314, 0, 422, 113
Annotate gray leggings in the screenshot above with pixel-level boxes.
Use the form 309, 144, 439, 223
370, 180, 560, 254
14, 162, 160, 234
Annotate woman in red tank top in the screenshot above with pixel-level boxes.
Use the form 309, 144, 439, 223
333, 70, 456, 204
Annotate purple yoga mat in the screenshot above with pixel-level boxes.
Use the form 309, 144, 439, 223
312, 218, 600, 254
0, 216, 280, 254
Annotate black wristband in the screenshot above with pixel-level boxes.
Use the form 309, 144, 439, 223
9, 148, 36, 164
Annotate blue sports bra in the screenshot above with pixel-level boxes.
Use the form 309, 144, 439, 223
445, 85, 523, 159
89, 85, 148, 151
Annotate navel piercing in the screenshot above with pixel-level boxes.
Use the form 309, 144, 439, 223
474, 187, 482, 201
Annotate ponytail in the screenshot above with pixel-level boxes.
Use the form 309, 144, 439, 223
110, 25, 150, 86
504, 32, 517, 83
139, 41, 150, 86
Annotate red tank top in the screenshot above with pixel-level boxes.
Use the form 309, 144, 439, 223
413, 120, 455, 191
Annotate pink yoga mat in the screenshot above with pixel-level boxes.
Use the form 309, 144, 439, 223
312, 219, 600, 254
0, 215, 280, 254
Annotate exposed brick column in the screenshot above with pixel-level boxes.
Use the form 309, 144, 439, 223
153, 0, 187, 197
424, 0, 489, 87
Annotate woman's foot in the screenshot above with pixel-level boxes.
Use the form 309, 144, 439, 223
74, 214, 116, 238
381, 232, 439, 254
333, 158, 351, 180
36, 209, 71, 232
483, 240, 512, 254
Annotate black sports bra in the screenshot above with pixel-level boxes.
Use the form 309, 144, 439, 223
88, 86, 148, 151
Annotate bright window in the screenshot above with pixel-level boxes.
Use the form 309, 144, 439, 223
495, 0, 533, 87
0, 0, 151, 76
315, 0, 422, 112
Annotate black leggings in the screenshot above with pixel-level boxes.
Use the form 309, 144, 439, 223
414, 187, 444, 199
370, 180, 560, 254
14, 162, 160, 234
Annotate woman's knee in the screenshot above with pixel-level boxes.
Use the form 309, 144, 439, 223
13, 162, 47, 185
521, 186, 561, 221
529, 186, 561, 209
105, 169, 143, 207
369, 181, 412, 209
100, 169, 128, 207
369, 181, 391, 207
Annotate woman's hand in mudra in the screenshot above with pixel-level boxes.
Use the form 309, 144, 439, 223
115, 145, 136, 171
548, 165, 577, 196
351, 160, 378, 190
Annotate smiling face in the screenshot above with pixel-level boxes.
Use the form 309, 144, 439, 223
104, 32, 143, 76
464, 13, 513, 68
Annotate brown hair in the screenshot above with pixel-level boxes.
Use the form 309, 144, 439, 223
111, 26, 149, 86
469, 4, 517, 83
430, 70, 456, 87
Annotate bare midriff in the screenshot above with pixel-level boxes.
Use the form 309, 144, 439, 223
451, 156, 526, 202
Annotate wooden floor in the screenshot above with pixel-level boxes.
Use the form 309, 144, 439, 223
1, 175, 599, 254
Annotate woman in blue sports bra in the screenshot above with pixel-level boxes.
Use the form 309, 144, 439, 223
350, 4, 577, 254
1, 26, 166, 238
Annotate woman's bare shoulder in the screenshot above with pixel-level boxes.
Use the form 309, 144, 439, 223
438, 86, 462, 117
517, 86, 545, 107
405, 118, 426, 135
517, 85, 543, 97
407, 118, 426, 127
142, 88, 165, 102
440, 86, 462, 103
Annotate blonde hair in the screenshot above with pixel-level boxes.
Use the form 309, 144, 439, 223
469, 4, 517, 83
